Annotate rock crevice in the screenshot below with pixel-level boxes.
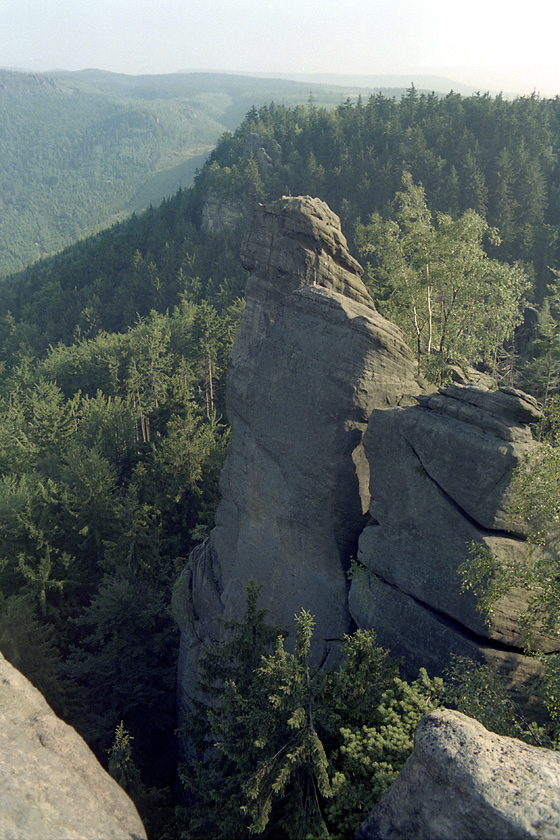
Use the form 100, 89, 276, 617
369, 570, 534, 658
403, 432, 526, 540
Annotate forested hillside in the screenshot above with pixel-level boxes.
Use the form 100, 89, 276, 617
4, 88, 560, 387
3, 88, 560, 837
0, 68, 374, 277
196, 89, 560, 300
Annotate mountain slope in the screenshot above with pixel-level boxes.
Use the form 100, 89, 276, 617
4, 88, 560, 366
0, 69, 382, 277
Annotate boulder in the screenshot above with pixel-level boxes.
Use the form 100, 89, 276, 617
174, 196, 420, 717
0, 651, 146, 840
358, 708, 560, 840
350, 382, 557, 688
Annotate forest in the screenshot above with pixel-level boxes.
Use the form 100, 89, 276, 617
0, 68, 372, 278
2, 87, 560, 837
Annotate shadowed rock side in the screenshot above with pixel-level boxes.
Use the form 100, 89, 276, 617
358, 709, 560, 840
350, 383, 559, 691
174, 196, 419, 718
0, 652, 146, 840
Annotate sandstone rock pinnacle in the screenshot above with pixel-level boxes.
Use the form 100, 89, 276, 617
174, 196, 420, 718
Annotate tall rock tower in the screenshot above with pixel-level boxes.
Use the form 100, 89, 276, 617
174, 196, 419, 716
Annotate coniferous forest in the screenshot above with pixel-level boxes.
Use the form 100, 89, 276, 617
0, 68, 382, 278
3, 88, 560, 837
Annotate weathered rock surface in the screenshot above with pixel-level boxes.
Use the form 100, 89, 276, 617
174, 196, 420, 717
201, 188, 246, 233
243, 132, 282, 172
0, 651, 146, 840
358, 709, 560, 840
350, 382, 558, 687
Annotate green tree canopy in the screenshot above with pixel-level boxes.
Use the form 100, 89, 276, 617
356, 174, 529, 380
180, 581, 444, 840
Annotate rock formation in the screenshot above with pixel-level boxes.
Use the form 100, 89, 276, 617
201, 134, 281, 234
175, 194, 552, 729
0, 651, 146, 840
243, 132, 282, 172
350, 383, 559, 690
358, 708, 560, 840
201, 188, 246, 234
174, 195, 420, 717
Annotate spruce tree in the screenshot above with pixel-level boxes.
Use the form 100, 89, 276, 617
179, 582, 445, 840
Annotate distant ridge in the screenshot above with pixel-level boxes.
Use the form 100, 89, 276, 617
179, 70, 485, 97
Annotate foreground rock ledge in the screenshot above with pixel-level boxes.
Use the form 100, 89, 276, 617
358, 708, 560, 840
0, 652, 146, 840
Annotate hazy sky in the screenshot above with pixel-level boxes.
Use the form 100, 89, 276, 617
3, 0, 560, 96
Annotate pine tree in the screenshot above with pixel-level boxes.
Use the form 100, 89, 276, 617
179, 582, 444, 840
178, 579, 284, 839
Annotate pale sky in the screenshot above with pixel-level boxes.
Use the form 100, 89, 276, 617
2, 0, 560, 96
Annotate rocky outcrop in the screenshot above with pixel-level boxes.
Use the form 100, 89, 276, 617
350, 383, 558, 689
176, 194, 553, 735
201, 188, 246, 233
243, 132, 282, 172
174, 196, 420, 717
0, 652, 146, 840
201, 134, 282, 234
358, 709, 560, 840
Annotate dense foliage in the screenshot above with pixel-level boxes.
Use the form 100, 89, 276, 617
179, 581, 444, 840
0, 68, 367, 277
0, 70, 223, 277
0, 298, 241, 812
5, 87, 560, 389
356, 173, 529, 379
194, 89, 560, 303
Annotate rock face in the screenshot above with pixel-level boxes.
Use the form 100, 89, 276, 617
201, 134, 282, 234
243, 132, 282, 172
0, 652, 146, 840
174, 196, 420, 716
358, 709, 560, 840
349, 383, 558, 688
176, 194, 552, 733
201, 188, 246, 233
